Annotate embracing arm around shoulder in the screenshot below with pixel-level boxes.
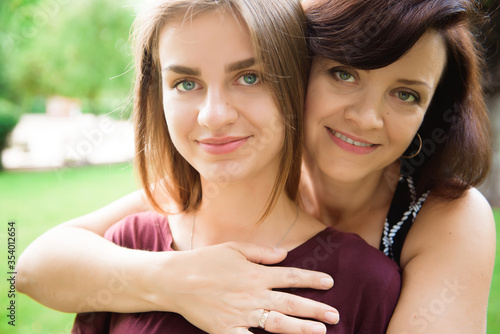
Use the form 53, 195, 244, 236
15, 190, 153, 312
16, 190, 339, 334
386, 188, 496, 334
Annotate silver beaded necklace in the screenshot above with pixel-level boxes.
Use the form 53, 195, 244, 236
190, 203, 299, 250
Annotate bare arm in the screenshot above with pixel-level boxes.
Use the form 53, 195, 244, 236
15, 190, 152, 311
16, 191, 339, 334
386, 188, 496, 333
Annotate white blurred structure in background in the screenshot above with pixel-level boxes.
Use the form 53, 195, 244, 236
2, 96, 134, 170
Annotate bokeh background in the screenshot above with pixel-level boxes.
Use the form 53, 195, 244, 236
0, 0, 499, 333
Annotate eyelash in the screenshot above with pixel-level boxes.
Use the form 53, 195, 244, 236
235, 71, 261, 86
329, 67, 358, 84
171, 78, 200, 92
394, 90, 421, 104
170, 71, 261, 92
329, 67, 422, 104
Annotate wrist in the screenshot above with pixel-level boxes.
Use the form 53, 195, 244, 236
135, 250, 184, 313
97, 248, 166, 313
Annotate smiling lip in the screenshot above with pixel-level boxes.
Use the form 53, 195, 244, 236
326, 128, 379, 155
197, 136, 249, 155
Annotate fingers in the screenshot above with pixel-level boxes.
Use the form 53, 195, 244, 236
266, 291, 339, 325
227, 242, 334, 291
228, 242, 288, 265
267, 266, 334, 290
254, 310, 332, 334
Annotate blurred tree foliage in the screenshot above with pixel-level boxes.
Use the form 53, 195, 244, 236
0, 100, 20, 170
0, 0, 136, 114
0, 0, 136, 168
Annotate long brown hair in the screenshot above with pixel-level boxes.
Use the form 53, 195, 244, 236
132, 0, 308, 216
306, 0, 491, 199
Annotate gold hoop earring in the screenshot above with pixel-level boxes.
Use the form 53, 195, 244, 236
402, 133, 422, 159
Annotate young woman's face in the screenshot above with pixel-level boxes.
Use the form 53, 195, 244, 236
304, 31, 447, 182
158, 12, 284, 184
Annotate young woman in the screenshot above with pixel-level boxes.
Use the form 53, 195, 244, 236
17, 0, 495, 333
68, 0, 400, 333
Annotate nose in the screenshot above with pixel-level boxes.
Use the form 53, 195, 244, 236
344, 91, 384, 130
198, 88, 238, 130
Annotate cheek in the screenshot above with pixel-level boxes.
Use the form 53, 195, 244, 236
163, 92, 196, 125
163, 100, 197, 146
303, 96, 319, 133
244, 94, 282, 127
304, 86, 319, 119
386, 117, 423, 151
244, 97, 286, 153
304, 81, 339, 122
303, 90, 330, 144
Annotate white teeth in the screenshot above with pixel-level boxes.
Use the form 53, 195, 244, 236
330, 130, 373, 147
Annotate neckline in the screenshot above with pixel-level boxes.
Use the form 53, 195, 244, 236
159, 214, 333, 255
276, 227, 335, 265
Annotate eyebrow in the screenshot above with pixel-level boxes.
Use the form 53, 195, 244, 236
226, 58, 256, 72
162, 65, 200, 76
161, 58, 256, 76
396, 79, 431, 89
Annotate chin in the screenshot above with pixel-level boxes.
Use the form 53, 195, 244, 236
199, 165, 243, 184
318, 159, 371, 183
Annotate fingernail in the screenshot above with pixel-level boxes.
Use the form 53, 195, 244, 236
325, 311, 340, 324
320, 277, 334, 288
312, 324, 326, 334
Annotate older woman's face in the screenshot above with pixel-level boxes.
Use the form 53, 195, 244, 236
303, 31, 447, 183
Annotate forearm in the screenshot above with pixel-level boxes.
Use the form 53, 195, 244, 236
15, 190, 159, 312
16, 226, 171, 313
17, 232, 340, 334
15, 186, 341, 332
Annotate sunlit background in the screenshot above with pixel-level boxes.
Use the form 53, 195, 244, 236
0, 0, 138, 170
0, 0, 499, 333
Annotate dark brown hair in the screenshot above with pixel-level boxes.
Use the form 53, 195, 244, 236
306, 0, 491, 199
132, 0, 308, 216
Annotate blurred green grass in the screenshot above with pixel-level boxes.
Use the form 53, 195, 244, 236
489, 210, 500, 332
0, 163, 137, 334
0, 164, 498, 333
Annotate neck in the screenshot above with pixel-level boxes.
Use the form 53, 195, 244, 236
300, 158, 399, 232
171, 169, 303, 250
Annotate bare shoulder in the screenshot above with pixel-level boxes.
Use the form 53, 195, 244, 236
401, 187, 495, 266
401, 187, 496, 283
388, 188, 496, 333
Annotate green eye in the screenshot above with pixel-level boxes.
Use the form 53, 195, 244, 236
238, 73, 259, 85
177, 81, 197, 92
244, 74, 257, 84
335, 71, 355, 82
397, 91, 417, 102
